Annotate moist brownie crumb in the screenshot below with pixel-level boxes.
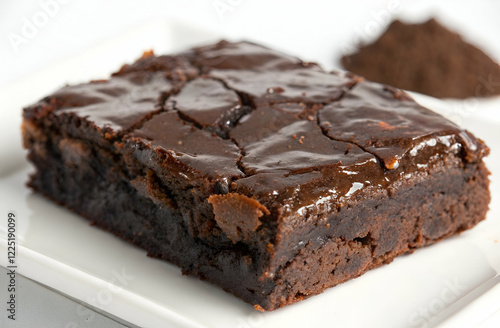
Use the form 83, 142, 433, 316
341, 19, 500, 99
208, 193, 270, 243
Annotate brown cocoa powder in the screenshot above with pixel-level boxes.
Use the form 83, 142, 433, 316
342, 19, 500, 99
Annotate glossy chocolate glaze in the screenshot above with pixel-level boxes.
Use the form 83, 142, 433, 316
230, 104, 303, 147
25, 72, 175, 138
232, 117, 383, 214
318, 81, 488, 170
113, 51, 199, 83
240, 119, 375, 176
131, 111, 243, 179
25, 40, 489, 220
192, 40, 303, 71
167, 77, 250, 137
209, 68, 353, 105
58, 72, 173, 133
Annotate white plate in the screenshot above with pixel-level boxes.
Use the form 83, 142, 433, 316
1, 19, 500, 328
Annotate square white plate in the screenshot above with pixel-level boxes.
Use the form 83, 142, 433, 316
1, 19, 499, 328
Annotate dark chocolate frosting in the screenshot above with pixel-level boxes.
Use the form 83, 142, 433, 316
318, 81, 487, 170
167, 77, 249, 137
192, 40, 303, 71
56, 72, 171, 133
25, 40, 489, 214
209, 69, 353, 105
26, 72, 175, 137
132, 111, 243, 179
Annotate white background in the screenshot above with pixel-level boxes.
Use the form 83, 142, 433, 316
1, 1, 500, 328
2, 0, 500, 85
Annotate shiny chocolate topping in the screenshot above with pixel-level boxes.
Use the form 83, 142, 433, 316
25, 40, 488, 214
240, 119, 374, 175
54, 72, 173, 135
192, 40, 303, 71
210, 69, 353, 105
167, 78, 250, 136
228, 104, 384, 211
319, 81, 488, 169
230, 104, 303, 147
131, 111, 243, 179
113, 51, 198, 83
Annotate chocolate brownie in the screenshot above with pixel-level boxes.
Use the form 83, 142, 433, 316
341, 19, 500, 99
22, 40, 490, 311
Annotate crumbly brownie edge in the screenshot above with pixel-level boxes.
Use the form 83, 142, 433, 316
24, 127, 278, 307
265, 161, 490, 308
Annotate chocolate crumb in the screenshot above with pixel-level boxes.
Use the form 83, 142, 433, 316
254, 304, 265, 312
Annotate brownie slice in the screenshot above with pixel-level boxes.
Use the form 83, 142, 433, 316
22, 40, 490, 311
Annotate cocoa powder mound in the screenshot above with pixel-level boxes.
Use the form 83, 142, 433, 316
341, 19, 500, 99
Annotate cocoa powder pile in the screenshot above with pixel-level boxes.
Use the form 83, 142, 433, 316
341, 19, 500, 99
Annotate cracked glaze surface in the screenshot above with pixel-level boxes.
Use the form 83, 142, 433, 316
25, 40, 490, 214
